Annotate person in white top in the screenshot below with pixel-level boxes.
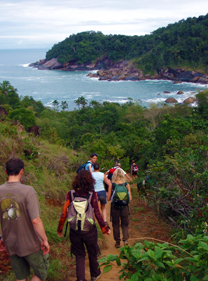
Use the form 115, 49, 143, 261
92, 163, 111, 226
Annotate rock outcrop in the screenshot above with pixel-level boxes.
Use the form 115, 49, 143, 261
165, 97, 178, 103
183, 97, 197, 104
30, 58, 208, 84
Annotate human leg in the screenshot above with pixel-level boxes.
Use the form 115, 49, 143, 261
100, 203, 107, 221
120, 206, 129, 242
10, 255, 30, 281
70, 229, 87, 281
111, 207, 121, 244
83, 226, 101, 279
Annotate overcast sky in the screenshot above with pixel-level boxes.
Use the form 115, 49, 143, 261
0, 0, 208, 49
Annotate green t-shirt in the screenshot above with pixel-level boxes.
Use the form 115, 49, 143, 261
0, 182, 41, 256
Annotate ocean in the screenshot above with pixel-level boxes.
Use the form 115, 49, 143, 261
0, 49, 207, 110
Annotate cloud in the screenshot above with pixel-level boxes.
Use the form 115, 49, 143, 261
0, 0, 207, 49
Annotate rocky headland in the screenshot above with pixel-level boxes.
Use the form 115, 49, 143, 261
30, 57, 208, 84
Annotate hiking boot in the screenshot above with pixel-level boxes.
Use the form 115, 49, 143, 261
115, 241, 120, 248
105, 221, 110, 229
91, 273, 102, 281
123, 240, 128, 246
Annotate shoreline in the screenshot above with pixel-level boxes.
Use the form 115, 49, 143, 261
29, 58, 208, 85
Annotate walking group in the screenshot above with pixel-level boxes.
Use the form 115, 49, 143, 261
0, 155, 138, 281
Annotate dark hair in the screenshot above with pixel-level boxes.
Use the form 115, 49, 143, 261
72, 170, 95, 192
6, 157, 24, 176
94, 162, 100, 170
90, 153, 98, 158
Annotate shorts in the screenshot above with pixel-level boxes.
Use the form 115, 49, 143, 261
10, 250, 49, 280
132, 171, 137, 175
96, 190, 107, 204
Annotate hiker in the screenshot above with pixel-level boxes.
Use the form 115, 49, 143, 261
57, 170, 110, 281
85, 153, 98, 173
92, 162, 111, 228
105, 162, 132, 183
131, 160, 138, 180
0, 157, 50, 281
111, 168, 132, 248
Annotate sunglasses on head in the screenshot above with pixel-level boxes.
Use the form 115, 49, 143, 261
91, 153, 98, 157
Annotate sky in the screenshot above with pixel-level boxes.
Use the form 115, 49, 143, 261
0, 0, 208, 50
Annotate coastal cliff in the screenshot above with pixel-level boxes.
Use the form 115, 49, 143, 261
30, 58, 208, 84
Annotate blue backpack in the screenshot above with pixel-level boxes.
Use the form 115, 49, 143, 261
76, 161, 91, 173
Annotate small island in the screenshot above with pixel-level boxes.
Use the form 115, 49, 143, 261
30, 13, 208, 84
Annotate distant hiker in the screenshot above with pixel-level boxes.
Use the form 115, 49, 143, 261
131, 160, 138, 180
92, 162, 111, 228
76, 153, 98, 174
114, 158, 120, 166
0, 157, 50, 281
105, 162, 132, 183
57, 170, 110, 281
111, 168, 132, 248
85, 153, 98, 173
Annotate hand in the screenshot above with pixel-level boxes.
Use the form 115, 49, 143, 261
107, 229, 111, 235
0, 239, 6, 252
57, 231, 63, 238
41, 240, 50, 255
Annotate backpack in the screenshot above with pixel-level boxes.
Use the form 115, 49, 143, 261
133, 164, 138, 172
107, 167, 117, 181
112, 183, 130, 209
76, 161, 91, 173
65, 190, 95, 234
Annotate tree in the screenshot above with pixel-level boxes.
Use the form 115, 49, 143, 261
74, 96, 88, 109
9, 108, 36, 129
0, 81, 20, 108
61, 101, 68, 111
52, 100, 59, 111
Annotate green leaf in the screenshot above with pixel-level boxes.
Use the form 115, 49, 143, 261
116, 257, 121, 266
203, 275, 208, 280
190, 275, 199, 281
147, 249, 155, 259
154, 261, 165, 268
103, 265, 112, 274
174, 258, 183, 264
198, 241, 208, 251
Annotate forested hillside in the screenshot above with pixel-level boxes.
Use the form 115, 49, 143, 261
1, 80, 208, 239
46, 14, 208, 73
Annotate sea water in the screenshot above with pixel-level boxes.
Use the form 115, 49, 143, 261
0, 49, 207, 110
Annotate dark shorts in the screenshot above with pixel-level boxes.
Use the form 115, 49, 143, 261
96, 190, 107, 204
132, 171, 137, 175
10, 250, 49, 280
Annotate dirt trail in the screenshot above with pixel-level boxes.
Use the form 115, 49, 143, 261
85, 200, 122, 281
84, 183, 172, 281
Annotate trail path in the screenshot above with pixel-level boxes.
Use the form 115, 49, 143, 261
85, 200, 122, 281
84, 182, 172, 281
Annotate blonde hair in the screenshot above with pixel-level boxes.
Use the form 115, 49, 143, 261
112, 168, 125, 184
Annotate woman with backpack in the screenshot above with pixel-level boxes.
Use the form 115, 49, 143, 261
111, 168, 132, 248
57, 170, 110, 281
131, 160, 138, 180
92, 162, 111, 228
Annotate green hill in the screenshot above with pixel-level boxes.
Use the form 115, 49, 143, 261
46, 14, 208, 73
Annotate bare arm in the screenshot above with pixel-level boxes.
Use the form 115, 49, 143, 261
88, 164, 93, 173
32, 217, 50, 255
125, 173, 132, 182
126, 183, 132, 201
104, 174, 112, 201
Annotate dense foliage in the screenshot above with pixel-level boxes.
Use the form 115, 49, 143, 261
99, 235, 208, 281
1, 80, 208, 238
46, 14, 208, 73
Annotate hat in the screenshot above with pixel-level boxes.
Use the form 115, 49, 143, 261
117, 163, 121, 166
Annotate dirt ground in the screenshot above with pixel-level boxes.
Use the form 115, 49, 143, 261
0, 183, 172, 280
